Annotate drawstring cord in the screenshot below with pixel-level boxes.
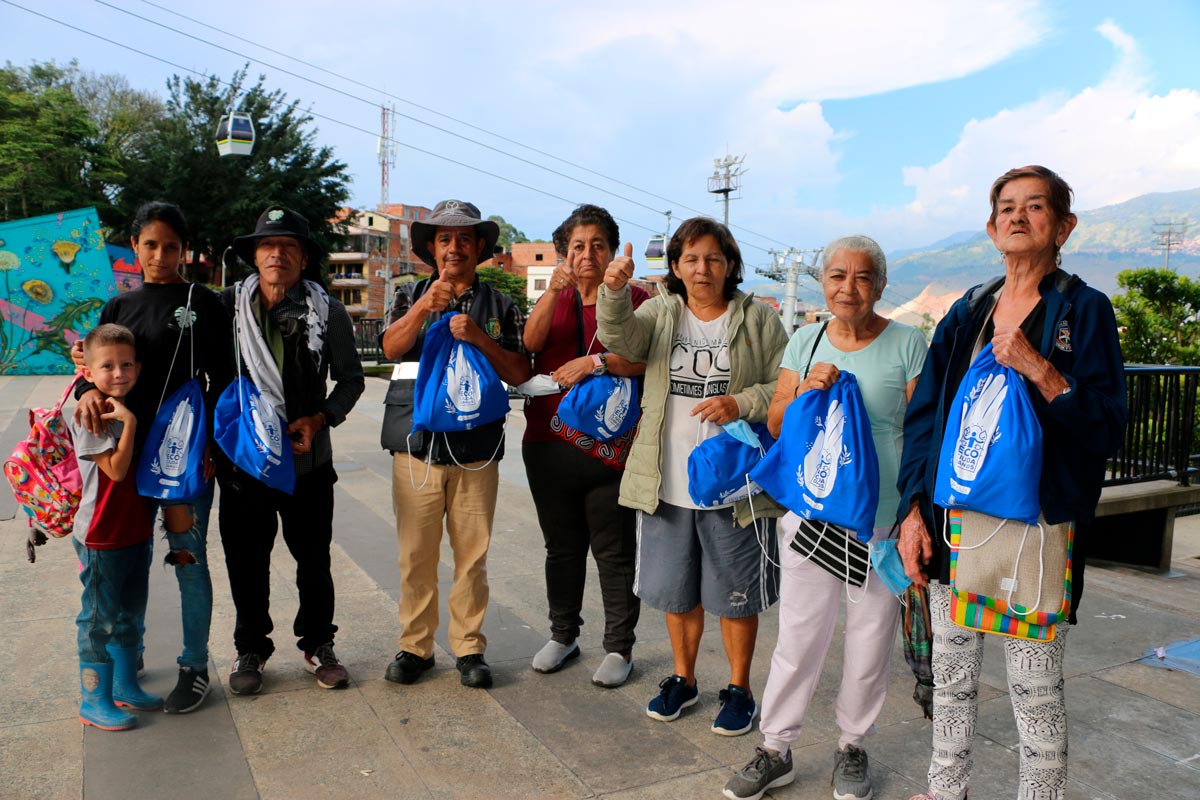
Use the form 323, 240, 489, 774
944, 507, 1046, 613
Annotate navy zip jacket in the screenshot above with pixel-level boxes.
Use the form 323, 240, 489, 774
896, 269, 1127, 607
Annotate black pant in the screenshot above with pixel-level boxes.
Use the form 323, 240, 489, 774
522, 441, 640, 656
217, 462, 338, 659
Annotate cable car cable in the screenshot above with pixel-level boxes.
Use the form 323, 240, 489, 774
0, 0, 661, 239
9, 0, 941, 288
105, 0, 796, 251
93, 0, 675, 221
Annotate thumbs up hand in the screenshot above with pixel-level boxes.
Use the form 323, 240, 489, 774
604, 242, 635, 291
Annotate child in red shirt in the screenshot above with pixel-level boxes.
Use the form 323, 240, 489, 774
70, 324, 158, 730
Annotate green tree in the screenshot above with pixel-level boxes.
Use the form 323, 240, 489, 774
0, 62, 121, 222
118, 66, 351, 282
72, 70, 165, 175
1112, 267, 1200, 365
488, 214, 529, 252
476, 265, 530, 314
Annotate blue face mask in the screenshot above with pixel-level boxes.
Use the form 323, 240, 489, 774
869, 539, 911, 596
722, 419, 764, 450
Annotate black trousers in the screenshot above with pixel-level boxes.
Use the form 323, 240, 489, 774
522, 440, 640, 656
217, 462, 338, 659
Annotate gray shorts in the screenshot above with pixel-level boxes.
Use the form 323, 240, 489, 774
635, 501, 778, 618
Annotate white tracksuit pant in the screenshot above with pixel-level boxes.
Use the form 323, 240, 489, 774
759, 522, 901, 754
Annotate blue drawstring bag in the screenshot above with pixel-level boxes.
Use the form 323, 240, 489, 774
213, 375, 295, 494
933, 343, 1042, 524
412, 312, 509, 434
136, 284, 208, 501
749, 372, 879, 541
556, 374, 640, 441
136, 379, 207, 501
687, 420, 774, 508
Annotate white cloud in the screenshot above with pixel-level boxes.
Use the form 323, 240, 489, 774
538, 0, 1047, 103
901, 21, 1200, 230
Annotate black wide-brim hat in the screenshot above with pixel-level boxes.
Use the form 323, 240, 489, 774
411, 199, 500, 267
233, 205, 327, 270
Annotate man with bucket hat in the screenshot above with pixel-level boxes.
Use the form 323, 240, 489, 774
217, 205, 364, 695
380, 199, 530, 689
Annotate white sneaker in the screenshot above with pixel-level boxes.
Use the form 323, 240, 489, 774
592, 652, 633, 687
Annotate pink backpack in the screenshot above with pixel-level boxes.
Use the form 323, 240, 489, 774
4, 378, 83, 539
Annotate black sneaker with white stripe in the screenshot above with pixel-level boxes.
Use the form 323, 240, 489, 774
164, 666, 210, 714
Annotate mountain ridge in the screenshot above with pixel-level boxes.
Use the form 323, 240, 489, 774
881, 186, 1200, 316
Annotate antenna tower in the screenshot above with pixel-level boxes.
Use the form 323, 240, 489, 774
378, 103, 397, 208
707, 153, 746, 226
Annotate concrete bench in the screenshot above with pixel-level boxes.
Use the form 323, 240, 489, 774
1090, 480, 1200, 569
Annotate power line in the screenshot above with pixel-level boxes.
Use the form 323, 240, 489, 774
110, 0, 796, 252
90, 0, 679, 224
0, 0, 660, 238
6, 0, 948, 306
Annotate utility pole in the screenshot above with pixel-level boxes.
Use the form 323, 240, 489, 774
757, 248, 821, 335
1152, 219, 1188, 270
707, 153, 746, 226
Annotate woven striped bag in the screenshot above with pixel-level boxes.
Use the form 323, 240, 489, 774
947, 508, 1074, 641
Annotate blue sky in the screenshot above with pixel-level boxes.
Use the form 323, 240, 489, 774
3, 0, 1199, 277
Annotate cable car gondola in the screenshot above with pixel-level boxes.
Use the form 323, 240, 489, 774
216, 112, 255, 157
644, 235, 666, 270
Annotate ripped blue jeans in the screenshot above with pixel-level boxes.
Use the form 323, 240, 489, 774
140, 481, 215, 670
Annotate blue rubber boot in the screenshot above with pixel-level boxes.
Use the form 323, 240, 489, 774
107, 644, 163, 710
79, 662, 137, 731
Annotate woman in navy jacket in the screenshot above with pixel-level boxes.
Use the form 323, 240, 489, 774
897, 166, 1126, 800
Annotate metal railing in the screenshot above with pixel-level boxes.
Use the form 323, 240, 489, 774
1106, 365, 1200, 487
354, 318, 386, 362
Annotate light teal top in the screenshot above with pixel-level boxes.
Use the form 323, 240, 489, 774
781, 320, 928, 530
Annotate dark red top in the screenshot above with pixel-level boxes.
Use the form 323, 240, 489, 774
523, 285, 650, 443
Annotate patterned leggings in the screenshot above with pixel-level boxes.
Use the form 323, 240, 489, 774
927, 582, 1070, 800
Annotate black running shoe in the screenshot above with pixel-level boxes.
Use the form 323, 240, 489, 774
164, 666, 210, 713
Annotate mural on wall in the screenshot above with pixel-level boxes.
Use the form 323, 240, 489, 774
0, 208, 116, 375
107, 244, 143, 293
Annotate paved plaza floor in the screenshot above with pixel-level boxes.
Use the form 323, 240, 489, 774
1, 374, 1198, 799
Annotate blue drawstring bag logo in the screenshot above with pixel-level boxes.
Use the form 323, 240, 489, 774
213, 376, 295, 494
750, 372, 879, 541
136, 379, 208, 501
933, 343, 1042, 524
687, 420, 774, 508
412, 312, 509, 433
556, 375, 640, 441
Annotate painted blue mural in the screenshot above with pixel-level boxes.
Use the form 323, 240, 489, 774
0, 207, 115, 375
106, 243, 144, 293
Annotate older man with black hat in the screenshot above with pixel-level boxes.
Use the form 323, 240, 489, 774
380, 200, 530, 689
218, 205, 364, 696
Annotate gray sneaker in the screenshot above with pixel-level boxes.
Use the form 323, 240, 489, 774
592, 652, 633, 687
723, 746, 795, 800
531, 640, 579, 674
832, 745, 872, 800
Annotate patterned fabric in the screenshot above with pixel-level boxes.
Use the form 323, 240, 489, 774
787, 515, 870, 587
902, 583, 934, 719
235, 275, 330, 412
550, 414, 636, 470
947, 509, 1073, 640
4, 378, 82, 538
926, 582, 1070, 800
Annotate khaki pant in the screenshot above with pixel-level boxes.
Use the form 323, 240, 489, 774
391, 453, 498, 659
